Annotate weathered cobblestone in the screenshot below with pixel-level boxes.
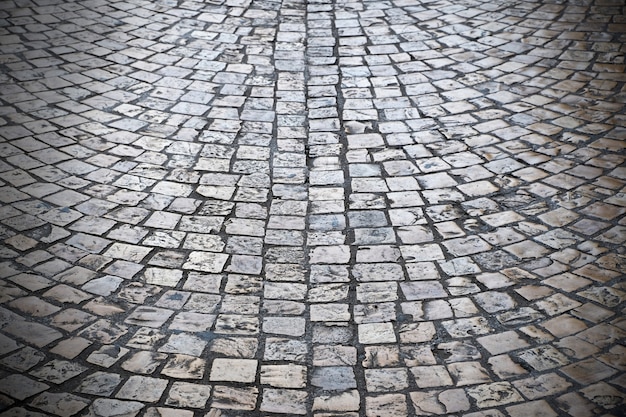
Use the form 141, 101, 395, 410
0, 0, 625, 415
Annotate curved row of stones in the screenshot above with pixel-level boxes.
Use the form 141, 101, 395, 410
0, 0, 624, 416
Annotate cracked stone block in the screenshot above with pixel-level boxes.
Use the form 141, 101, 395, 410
410, 389, 470, 415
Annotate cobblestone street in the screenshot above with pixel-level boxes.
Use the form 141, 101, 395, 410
0, 0, 625, 415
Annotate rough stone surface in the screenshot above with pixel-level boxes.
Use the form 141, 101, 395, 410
0, 0, 624, 415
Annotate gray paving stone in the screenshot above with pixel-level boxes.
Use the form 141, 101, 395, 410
0, 1, 624, 416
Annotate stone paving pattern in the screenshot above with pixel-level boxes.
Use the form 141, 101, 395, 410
0, 0, 624, 415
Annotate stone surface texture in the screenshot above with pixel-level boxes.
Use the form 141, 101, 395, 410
0, 0, 624, 415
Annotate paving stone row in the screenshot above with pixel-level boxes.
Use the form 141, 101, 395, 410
0, 0, 624, 416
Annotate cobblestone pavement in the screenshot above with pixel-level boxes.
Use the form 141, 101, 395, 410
0, 0, 625, 415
